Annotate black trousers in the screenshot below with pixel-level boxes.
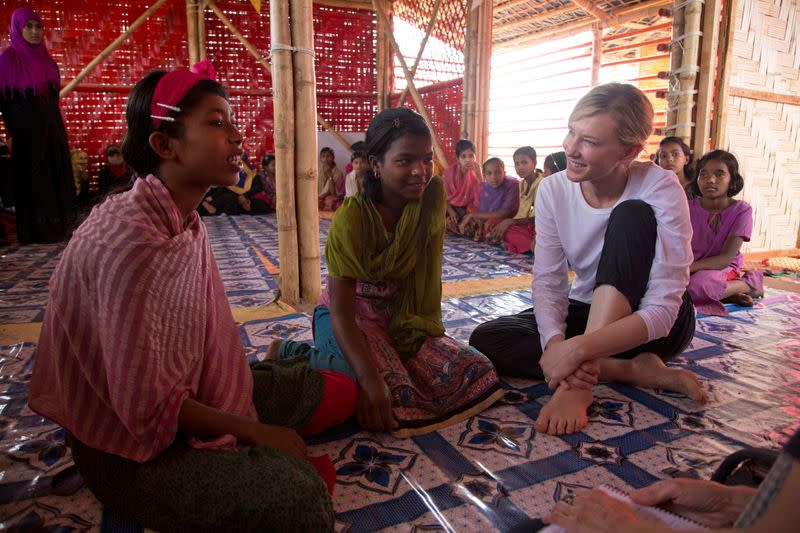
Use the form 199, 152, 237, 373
469, 200, 696, 379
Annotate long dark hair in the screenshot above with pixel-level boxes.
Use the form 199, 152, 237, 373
362, 108, 431, 203
691, 149, 745, 198
656, 136, 694, 182
121, 71, 228, 177
543, 151, 567, 175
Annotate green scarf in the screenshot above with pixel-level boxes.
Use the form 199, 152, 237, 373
325, 175, 446, 358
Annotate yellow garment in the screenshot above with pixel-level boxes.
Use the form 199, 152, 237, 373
513, 170, 544, 220
325, 175, 447, 358
226, 160, 255, 195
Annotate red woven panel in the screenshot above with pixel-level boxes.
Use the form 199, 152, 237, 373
393, 79, 463, 165
0, 1, 377, 174
391, 0, 467, 164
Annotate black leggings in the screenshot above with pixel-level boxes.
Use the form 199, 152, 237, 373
469, 200, 695, 379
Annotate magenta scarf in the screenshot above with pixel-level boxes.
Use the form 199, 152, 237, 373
443, 163, 480, 209
0, 8, 60, 95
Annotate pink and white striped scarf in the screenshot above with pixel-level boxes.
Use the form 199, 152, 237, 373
29, 175, 256, 462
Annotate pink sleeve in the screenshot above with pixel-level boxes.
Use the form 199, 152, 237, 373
729, 202, 753, 241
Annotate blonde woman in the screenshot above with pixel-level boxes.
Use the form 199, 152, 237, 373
470, 83, 704, 436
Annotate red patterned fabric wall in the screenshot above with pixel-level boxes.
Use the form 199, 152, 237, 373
0, 0, 377, 175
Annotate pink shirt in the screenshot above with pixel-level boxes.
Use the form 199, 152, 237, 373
29, 175, 256, 462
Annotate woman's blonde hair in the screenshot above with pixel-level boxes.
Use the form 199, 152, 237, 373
569, 83, 653, 147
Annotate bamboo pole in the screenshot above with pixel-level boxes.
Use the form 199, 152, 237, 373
461, 3, 477, 140
372, 0, 448, 169
591, 25, 602, 86
291, 0, 322, 304
314, 0, 374, 10
197, 0, 207, 59
207, 0, 352, 153
693, 0, 722, 157
674, 0, 702, 143
186, 0, 200, 64
710, 0, 736, 148
397, 0, 444, 107
270, 0, 301, 305
375, 0, 393, 109
60, 0, 170, 98
475, 0, 493, 162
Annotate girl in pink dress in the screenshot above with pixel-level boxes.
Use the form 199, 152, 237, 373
688, 150, 763, 315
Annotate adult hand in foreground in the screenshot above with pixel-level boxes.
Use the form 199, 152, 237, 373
540, 336, 599, 390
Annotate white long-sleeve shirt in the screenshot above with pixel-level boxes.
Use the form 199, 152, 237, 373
532, 161, 692, 350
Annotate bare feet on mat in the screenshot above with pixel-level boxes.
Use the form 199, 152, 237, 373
265, 338, 282, 360
722, 293, 754, 307
535, 387, 593, 435
630, 352, 707, 402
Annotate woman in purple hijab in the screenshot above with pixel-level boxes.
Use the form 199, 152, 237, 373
0, 8, 75, 244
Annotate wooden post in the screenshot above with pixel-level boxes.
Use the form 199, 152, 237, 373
186, 0, 200, 64
270, 0, 301, 305
291, 0, 322, 304
473, 0, 493, 162
60, 0, 170, 98
591, 25, 602, 86
674, 0, 702, 143
693, 0, 722, 157
375, 0, 394, 110
461, 2, 478, 141
372, 0, 447, 167
462, 0, 492, 162
197, 0, 207, 59
397, 0, 444, 107
710, 0, 737, 149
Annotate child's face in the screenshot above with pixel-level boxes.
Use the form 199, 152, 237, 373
266, 159, 276, 175
697, 159, 732, 199
458, 149, 476, 172
657, 142, 688, 175
513, 155, 535, 179
107, 153, 124, 166
170, 93, 243, 187
320, 151, 334, 166
484, 162, 505, 188
351, 157, 367, 172
373, 134, 433, 204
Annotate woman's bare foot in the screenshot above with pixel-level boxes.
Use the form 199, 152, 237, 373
722, 293, 754, 307
265, 338, 283, 360
629, 352, 706, 402
534, 387, 593, 435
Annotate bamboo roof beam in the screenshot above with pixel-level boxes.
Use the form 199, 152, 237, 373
494, 3, 579, 33
495, 0, 670, 49
570, 0, 608, 21
314, 0, 375, 10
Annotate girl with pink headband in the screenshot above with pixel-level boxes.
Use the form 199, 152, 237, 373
28, 63, 355, 531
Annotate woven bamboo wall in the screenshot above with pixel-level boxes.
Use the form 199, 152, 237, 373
717, 0, 800, 252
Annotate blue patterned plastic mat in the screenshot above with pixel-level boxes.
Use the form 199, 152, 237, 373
1, 215, 798, 532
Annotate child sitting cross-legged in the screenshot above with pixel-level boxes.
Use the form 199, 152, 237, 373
28, 62, 356, 531
458, 157, 519, 242
687, 149, 763, 314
